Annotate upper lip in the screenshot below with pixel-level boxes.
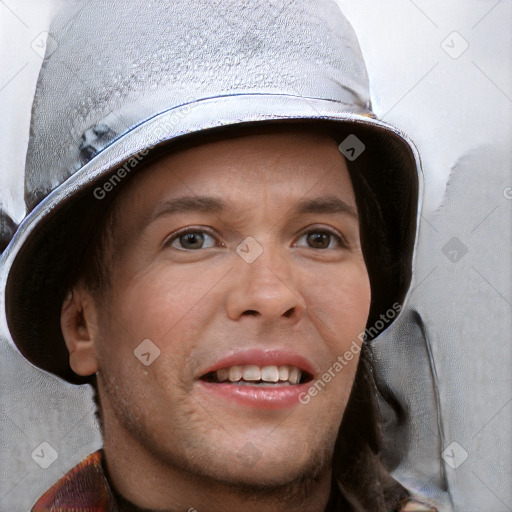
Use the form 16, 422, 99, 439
197, 349, 318, 380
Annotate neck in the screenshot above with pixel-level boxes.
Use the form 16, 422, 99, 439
101, 409, 335, 512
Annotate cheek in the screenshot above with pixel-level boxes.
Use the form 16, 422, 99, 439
306, 260, 371, 342
105, 264, 223, 353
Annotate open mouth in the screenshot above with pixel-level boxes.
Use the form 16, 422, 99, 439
200, 365, 313, 386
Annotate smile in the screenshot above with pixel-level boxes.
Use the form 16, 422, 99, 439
201, 365, 311, 385
197, 350, 317, 409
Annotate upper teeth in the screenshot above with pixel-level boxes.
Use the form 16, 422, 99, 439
215, 365, 302, 384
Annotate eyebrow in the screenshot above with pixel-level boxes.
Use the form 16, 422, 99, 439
150, 195, 359, 224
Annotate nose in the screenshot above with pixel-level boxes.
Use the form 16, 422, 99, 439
225, 240, 307, 324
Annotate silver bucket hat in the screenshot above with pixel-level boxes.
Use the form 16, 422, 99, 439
3, 0, 422, 384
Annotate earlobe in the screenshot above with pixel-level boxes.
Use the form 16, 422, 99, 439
61, 287, 100, 376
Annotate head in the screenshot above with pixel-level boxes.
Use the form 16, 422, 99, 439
3, 2, 420, 507
60, 124, 375, 492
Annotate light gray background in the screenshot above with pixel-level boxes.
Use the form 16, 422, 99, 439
1, 1, 510, 510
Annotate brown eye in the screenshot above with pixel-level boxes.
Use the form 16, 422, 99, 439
296, 228, 347, 250
165, 229, 217, 250
307, 231, 331, 249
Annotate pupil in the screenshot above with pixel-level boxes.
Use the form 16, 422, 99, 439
308, 232, 329, 248
181, 232, 204, 249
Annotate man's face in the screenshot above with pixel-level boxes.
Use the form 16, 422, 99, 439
85, 129, 370, 487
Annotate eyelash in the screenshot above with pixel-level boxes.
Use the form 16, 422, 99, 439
163, 226, 348, 251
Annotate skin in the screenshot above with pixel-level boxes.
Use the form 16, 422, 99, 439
61, 129, 371, 512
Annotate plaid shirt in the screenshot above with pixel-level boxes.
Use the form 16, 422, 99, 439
31, 450, 438, 512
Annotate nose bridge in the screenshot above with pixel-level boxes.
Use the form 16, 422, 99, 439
226, 235, 305, 321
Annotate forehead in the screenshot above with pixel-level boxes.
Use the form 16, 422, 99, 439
123, 127, 351, 194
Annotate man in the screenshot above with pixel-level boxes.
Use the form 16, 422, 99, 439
2, 1, 437, 510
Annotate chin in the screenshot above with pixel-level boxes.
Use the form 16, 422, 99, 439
211, 460, 315, 489
204, 438, 331, 489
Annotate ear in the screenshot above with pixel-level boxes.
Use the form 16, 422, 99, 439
60, 286, 101, 376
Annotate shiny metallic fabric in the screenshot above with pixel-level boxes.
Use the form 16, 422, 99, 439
24, 0, 373, 210
2, 0, 421, 384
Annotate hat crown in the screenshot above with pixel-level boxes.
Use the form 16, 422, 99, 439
25, 0, 370, 210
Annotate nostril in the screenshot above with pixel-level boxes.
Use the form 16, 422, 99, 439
283, 307, 295, 318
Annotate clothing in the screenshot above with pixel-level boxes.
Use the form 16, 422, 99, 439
31, 450, 437, 512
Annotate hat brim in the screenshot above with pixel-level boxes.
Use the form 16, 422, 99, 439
3, 94, 422, 384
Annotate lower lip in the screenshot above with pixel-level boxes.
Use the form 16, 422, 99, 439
198, 381, 312, 409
